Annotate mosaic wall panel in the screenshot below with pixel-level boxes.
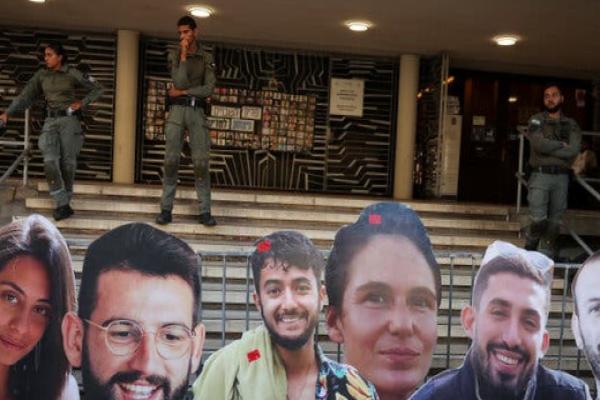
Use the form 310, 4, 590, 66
139, 38, 398, 195
415, 55, 445, 198
0, 28, 116, 181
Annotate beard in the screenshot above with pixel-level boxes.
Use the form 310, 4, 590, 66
470, 339, 534, 400
261, 307, 319, 351
543, 103, 562, 114
581, 339, 600, 380
81, 341, 190, 400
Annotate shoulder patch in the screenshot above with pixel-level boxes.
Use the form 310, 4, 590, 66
530, 118, 541, 126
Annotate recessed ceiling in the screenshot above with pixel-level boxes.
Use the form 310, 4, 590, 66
1, 0, 599, 78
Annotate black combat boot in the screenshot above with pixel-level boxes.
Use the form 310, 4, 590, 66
199, 212, 217, 227
155, 209, 172, 225
53, 204, 74, 221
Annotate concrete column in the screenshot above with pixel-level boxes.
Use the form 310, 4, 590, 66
112, 30, 140, 184
393, 54, 420, 200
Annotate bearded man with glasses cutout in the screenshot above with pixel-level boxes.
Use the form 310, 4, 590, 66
62, 222, 205, 400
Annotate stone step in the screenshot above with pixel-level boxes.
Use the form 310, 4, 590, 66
36, 181, 512, 218
22, 213, 523, 250
26, 197, 521, 232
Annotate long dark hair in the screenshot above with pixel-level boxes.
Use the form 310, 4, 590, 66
0, 214, 76, 400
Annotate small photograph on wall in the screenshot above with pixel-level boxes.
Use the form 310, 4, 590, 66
211, 105, 241, 119
231, 119, 255, 132
241, 106, 262, 120
207, 117, 231, 130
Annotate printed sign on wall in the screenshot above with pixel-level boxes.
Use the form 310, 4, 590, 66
329, 78, 364, 117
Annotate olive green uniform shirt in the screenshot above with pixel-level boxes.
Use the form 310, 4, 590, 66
6, 64, 103, 115
168, 44, 216, 97
526, 111, 581, 168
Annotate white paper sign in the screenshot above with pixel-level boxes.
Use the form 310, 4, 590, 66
329, 78, 364, 117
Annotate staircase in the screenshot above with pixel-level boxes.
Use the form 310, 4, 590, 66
25, 181, 523, 254
21, 182, 595, 384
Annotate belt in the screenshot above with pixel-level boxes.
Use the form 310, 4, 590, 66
46, 109, 69, 118
169, 96, 206, 108
46, 109, 80, 118
532, 166, 571, 175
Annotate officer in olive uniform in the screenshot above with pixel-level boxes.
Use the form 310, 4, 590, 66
156, 15, 217, 226
0, 42, 103, 221
525, 84, 581, 257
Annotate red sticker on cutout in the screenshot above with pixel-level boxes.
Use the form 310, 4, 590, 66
257, 239, 271, 253
247, 349, 261, 363
368, 214, 382, 225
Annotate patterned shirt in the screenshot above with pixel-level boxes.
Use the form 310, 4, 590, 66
315, 345, 379, 400
192, 324, 378, 400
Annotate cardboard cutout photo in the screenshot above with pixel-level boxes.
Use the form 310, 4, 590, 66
324, 202, 441, 400
61, 222, 205, 400
410, 241, 590, 400
192, 230, 378, 399
0, 214, 78, 400
572, 251, 600, 399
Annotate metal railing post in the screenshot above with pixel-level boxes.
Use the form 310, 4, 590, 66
516, 134, 525, 214
23, 108, 30, 187
0, 108, 31, 187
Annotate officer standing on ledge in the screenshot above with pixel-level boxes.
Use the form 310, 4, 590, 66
0, 42, 103, 221
156, 15, 217, 227
525, 83, 581, 258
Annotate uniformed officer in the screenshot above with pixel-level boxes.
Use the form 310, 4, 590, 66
155, 15, 217, 226
525, 84, 581, 257
0, 42, 103, 221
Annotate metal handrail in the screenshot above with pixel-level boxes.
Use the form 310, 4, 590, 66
573, 174, 600, 203
0, 109, 31, 187
195, 251, 591, 377
515, 129, 598, 256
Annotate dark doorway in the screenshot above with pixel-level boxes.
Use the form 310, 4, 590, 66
449, 70, 593, 205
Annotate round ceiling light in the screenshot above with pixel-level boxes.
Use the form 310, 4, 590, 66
188, 6, 213, 18
493, 35, 519, 46
345, 21, 372, 32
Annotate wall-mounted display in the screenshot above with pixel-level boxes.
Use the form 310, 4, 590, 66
144, 77, 170, 141
207, 87, 317, 152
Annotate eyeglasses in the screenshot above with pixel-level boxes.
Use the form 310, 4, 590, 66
481, 240, 554, 272
85, 319, 194, 360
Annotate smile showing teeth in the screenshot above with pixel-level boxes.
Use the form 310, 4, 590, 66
281, 315, 301, 322
120, 383, 157, 399
495, 353, 519, 366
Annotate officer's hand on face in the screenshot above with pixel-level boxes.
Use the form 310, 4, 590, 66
168, 87, 186, 98
70, 101, 82, 111
179, 38, 190, 62
0, 113, 7, 124
180, 38, 190, 52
